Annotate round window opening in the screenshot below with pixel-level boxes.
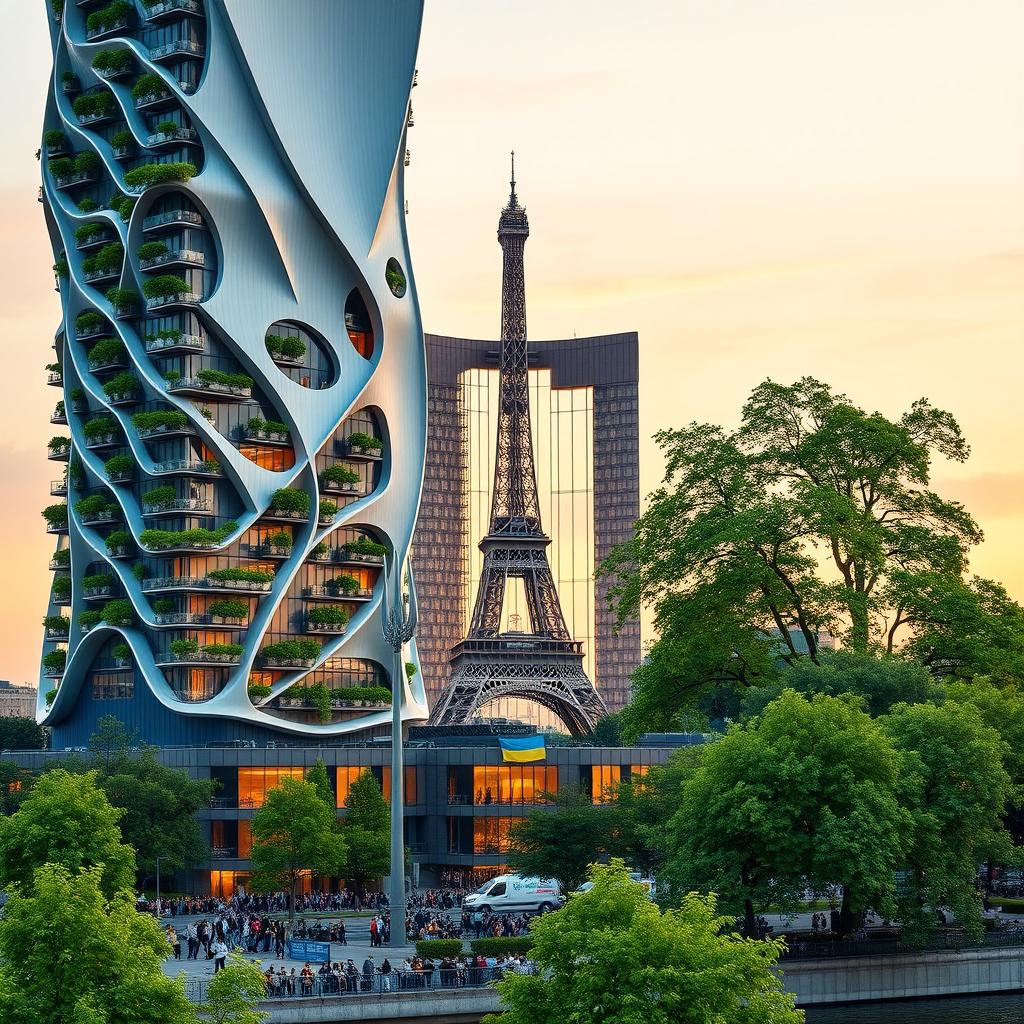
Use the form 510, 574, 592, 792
385, 258, 407, 298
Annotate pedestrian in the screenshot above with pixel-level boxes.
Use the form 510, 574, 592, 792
187, 921, 199, 960
212, 938, 228, 973
381, 957, 393, 992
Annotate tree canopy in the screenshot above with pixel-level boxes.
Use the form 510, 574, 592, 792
0, 864, 197, 1024
0, 716, 46, 751
600, 377, 1022, 739
488, 860, 802, 1024
341, 769, 390, 902
201, 952, 267, 1024
0, 768, 136, 898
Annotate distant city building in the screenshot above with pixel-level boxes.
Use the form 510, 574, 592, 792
0, 682, 36, 719
415, 322, 641, 724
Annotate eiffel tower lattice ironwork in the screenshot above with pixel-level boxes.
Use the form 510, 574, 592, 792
429, 156, 607, 736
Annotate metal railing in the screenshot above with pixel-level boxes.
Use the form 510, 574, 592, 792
143, 209, 203, 231
778, 929, 1024, 961
140, 247, 204, 270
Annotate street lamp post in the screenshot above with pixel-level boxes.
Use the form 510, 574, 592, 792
382, 564, 416, 947
155, 856, 163, 918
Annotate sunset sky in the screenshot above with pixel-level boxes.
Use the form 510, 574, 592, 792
2, 1, 1022, 683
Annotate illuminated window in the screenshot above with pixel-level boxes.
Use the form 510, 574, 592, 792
337, 765, 416, 807
344, 289, 374, 359
472, 817, 524, 854
336, 766, 367, 809
241, 445, 295, 471
381, 766, 418, 806
591, 765, 621, 804
629, 765, 651, 791
238, 819, 252, 858
238, 766, 304, 808
91, 671, 134, 700
471, 765, 557, 805
209, 870, 249, 899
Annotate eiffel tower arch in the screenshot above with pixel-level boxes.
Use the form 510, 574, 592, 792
429, 157, 607, 736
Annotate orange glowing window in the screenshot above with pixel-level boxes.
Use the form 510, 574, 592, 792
241, 445, 295, 470
238, 766, 305, 808
591, 765, 621, 804
210, 870, 250, 899
336, 766, 369, 809
238, 819, 252, 858
472, 766, 557, 805
347, 328, 372, 359
472, 817, 524, 854
381, 765, 418, 806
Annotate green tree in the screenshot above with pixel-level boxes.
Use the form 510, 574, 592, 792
743, 650, 943, 719
882, 700, 1012, 940
0, 761, 33, 815
662, 691, 910, 935
488, 860, 802, 1024
0, 716, 46, 751
600, 378, 1004, 740
249, 776, 347, 920
88, 713, 135, 772
201, 951, 267, 1024
341, 769, 389, 904
0, 863, 198, 1024
99, 748, 214, 876
0, 769, 136, 898
306, 757, 335, 810
507, 784, 611, 895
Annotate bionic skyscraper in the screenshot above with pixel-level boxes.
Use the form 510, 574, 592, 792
38, 0, 427, 745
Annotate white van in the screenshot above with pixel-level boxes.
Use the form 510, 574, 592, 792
463, 874, 562, 915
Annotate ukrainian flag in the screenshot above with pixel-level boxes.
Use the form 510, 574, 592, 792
498, 734, 546, 763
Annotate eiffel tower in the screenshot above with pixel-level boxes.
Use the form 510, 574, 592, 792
429, 156, 607, 736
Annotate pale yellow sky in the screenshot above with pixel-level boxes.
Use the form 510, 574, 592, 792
1, 1, 1022, 682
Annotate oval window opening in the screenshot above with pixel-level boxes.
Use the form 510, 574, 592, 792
385, 258, 406, 298
344, 289, 374, 360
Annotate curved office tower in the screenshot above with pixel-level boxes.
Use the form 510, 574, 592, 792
38, 0, 427, 745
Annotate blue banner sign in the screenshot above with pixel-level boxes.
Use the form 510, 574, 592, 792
288, 939, 331, 962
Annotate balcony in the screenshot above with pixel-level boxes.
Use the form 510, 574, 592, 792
62, 76, 81, 95
335, 438, 383, 462
83, 584, 113, 601
261, 656, 316, 670
302, 585, 373, 602
142, 208, 203, 233
263, 508, 307, 523
95, 64, 133, 82
79, 508, 118, 526
76, 324, 107, 342
144, 332, 204, 355
49, 557, 69, 571
337, 546, 385, 567
45, 139, 69, 158
304, 621, 348, 636
54, 170, 97, 191
87, 355, 128, 374
139, 247, 204, 271
47, 446, 70, 462
83, 265, 120, 286
86, 15, 131, 41
84, 432, 119, 450
50, 479, 67, 496
77, 108, 118, 128
144, 127, 199, 150
145, 0, 204, 23
135, 422, 195, 441
47, 370, 63, 387
243, 425, 290, 447
158, 651, 241, 667
143, 497, 212, 516
252, 542, 292, 560
76, 228, 112, 252
143, 575, 272, 594
134, 89, 175, 112
45, 520, 68, 536
154, 613, 244, 628
145, 291, 201, 312
166, 378, 251, 400
319, 479, 363, 497
210, 847, 238, 861
112, 143, 135, 161
151, 459, 222, 476
107, 390, 137, 408
50, 407, 67, 426
150, 39, 206, 63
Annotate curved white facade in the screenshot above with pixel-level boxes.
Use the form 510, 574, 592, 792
38, 0, 427, 743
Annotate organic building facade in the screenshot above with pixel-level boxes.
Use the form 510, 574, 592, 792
38, 0, 427, 745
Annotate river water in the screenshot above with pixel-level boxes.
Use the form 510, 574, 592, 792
805, 993, 1024, 1022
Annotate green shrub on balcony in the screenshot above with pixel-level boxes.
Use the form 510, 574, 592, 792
83, 242, 124, 275
142, 275, 190, 299
73, 94, 115, 120
53, 255, 69, 279
139, 521, 237, 550
105, 530, 130, 552
44, 615, 70, 633
138, 241, 168, 262
75, 311, 106, 334
204, 643, 244, 657
111, 642, 131, 660
101, 600, 133, 625
82, 415, 118, 440
207, 567, 275, 584
195, 369, 253, 389
131, 73, 166, 100
260, 639, 321, 663
344, 537, 388, 558
142, 485, 176, 508
47, 436, 71, 454
75, 494, 117, 519
320, 465, 359, 487
44, 129, 66, 148
108, 196, 136, 222
310, 541, 330, 559
91, 48, 133, 73
132, 561, 148, 581
247, 418, 289, 436
307, 606, 349, 627
152, 598, 175, 614
208, 599, 249, 619
70, 388, 86, 404
324, 573, 360, 595
43, 650, 67, 672
83, 574, 113, 590
74, 222, 105, 243
51, 0, 65, 17
49, 156, 74, 179
347, 431, 382, 453
318, 499, 338, 520
80, 610, 103, 629
124, 162, 198, 189
104, 454, 133, 480
304, 682, 333, 722
200, 459, 221, 474
87, 1, 133, 32
154, 119, 180, 135
45, 688, 58, 705
53, 576, 73, 599
405, 661, 418, 679
247, 683, 272, 701
132, 410, 188, 432
267, 530, 292, 549
265, 334, 306, 360
103, 372, 139, 398
41, 504, 68, 528
341, 685, 392, 705
385, 264, 406, 295
169, 638, 198, 658
163, 370, 182, 384
51, 548, 71, 567
269, 488, 309, 515
105, 286, 138, 311
146, 327, 183, 344
110, 129, 134, 150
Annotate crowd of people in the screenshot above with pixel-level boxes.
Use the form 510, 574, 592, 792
142, 887, 388, 920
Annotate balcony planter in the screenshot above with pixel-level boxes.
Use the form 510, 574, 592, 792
75, 230, 111, 253
262, 656, 316, 669
54, 171, 98, 191
84, 433, 117, 449
152, 459, 221, 476
145, 127, 199, 149
86, 15, 130, 40
47, 370, 63, 386
204, 568, 274, 591
345, 431, 384, 455
166, 376, 252, 399
244, 419, 290, 444
143, 209, 203, 232
150, 39, 205, 61
145, 331, 204, 354
105, 288, 139, 319
264, 334, 306, 364
61, 75, 81, 95
140, 246, 204, 270
50, 478, 68, 496
340, 541, 388, 563
143, 498, 212, 515
145, 0, 204, 22
132, 410, 190, 437
145, 291, 201, 310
